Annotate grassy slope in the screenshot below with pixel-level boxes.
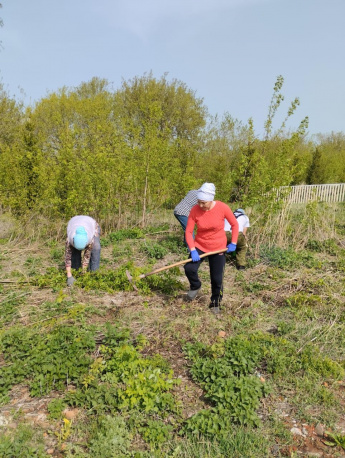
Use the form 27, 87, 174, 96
0, 204, 344, 457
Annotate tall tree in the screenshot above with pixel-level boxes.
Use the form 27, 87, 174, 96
114, 73, 207, 225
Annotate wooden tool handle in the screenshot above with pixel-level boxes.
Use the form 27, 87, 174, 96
139, 248, 227, 279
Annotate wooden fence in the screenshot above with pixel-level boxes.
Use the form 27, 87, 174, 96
276, 183, 345, 204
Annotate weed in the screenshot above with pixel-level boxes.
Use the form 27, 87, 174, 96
159, 234, 186, 255
285, 292, 321, 309
87, 415, 132, 457
33, 263, 182, 295
184, 335, 271, 430
65, 333, 180, 417
144, 268, 184, 295
47, 398, 67, 419
0, 324, 96, 396
108, 227, 144, 242
0, 422, 47, 457
140, 240, 168, 259
112, 241, 133, 261
324, 431, 345, 449
56, 418, 72, 444
138, 419, 174, 448
0, 292, 28, 327
259, 245, 321, 269
306, 238, 339, 255
50, 246, 65, 262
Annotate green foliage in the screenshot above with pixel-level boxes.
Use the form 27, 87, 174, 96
205, 375, 269, 425
65, 331, 180, 417
33, 263, 183, 295
169, 426, 271, 456
184, 335, 270, 431
140, 240, 168, 259
0, 324, 95, 396
50, 246, 65, 262
112, 241, 133, 260
144, 268, 184, 295
47, 398, 67, 419
0, 422, 47, 457
285, 292, 321, 309
306, 133, 345, 184
159, 234, 186, 255
183, 332, 344, 437
259, 245, 320, 269
324, 431, 345, 449
138, 419, 174, 448
0, 292, 26, 327
87, 415, 132, 457
108, 227, 144, 242
306, 238, 339, 255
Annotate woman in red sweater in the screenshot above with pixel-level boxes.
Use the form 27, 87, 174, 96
184, 182, 239, 314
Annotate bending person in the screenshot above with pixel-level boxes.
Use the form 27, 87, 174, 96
225, 208, 250, 270
184, 183, 239, 314
65, 215, 101, 286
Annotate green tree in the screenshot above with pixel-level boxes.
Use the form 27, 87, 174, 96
114, 72, 207, 225
306, 132, 345, 184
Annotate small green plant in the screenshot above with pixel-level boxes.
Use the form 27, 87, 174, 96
87, 415, 132, 457
50, 246, 65, 262
0, 324, 96, 396
259, 245, 320, 269
306, 238, 339, 256
324, 431, 345, 449
109, 227, 144, 242
140, 240, 168, 259
47, 398, 67, 419
112, 242, 133, 261
0, 422, 47, 457
139, 419, 174, 448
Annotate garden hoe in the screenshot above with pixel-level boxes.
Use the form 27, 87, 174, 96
126, 248, 227, 291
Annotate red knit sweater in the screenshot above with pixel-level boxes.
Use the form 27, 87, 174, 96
185, 201, 239, 252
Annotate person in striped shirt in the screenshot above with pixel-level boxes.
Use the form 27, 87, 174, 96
173, 189, 198, 246
184, 183, 239, 314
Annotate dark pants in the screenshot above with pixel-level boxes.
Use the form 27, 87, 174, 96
184, 248, 226, 305
71, 236, 101, 271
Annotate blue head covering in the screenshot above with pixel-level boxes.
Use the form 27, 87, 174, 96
73, 226, 88, 250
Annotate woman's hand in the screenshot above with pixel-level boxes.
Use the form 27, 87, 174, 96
227, 243, 237, 253
190, 249, 201, 262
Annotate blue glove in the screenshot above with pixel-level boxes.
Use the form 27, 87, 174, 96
227, 243, 237, 253
190, 249, 201, 262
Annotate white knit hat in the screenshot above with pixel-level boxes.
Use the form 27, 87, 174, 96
197, 182, 216, 201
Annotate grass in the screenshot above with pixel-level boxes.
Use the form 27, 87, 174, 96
0, 202, 344, 456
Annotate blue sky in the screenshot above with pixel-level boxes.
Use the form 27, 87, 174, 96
1, 0, 344, 138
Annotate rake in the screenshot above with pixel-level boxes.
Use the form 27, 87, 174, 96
126, 248, 227, 291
